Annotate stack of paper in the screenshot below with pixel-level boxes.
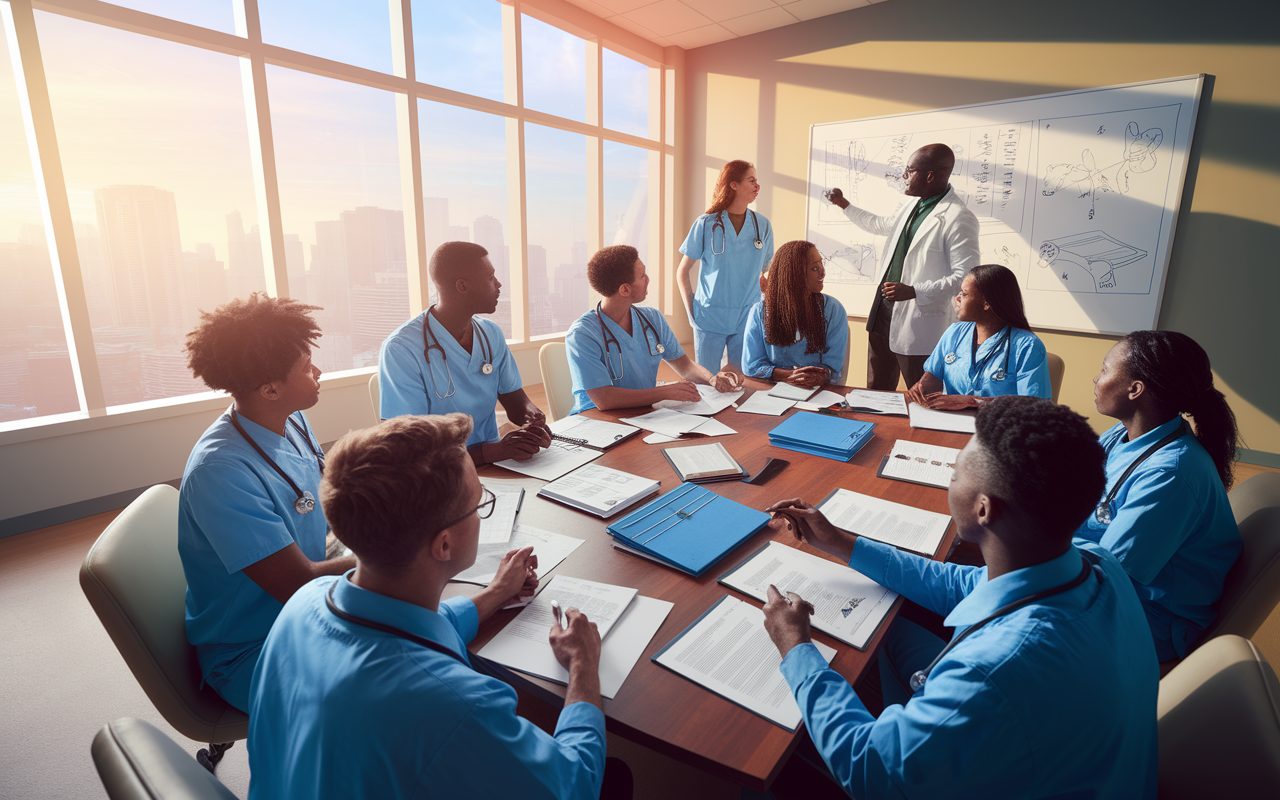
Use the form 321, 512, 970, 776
907, 402, 977, 434
606, 483, 770, 576
548, 415, 641, 451
840, 389, 909, 416
478, 575, 673, 699
495, 439, 601, 481
478, 483, 524, 544
877, 440, 960, 489
625, 408, 708, 437
795, 389, 847, 411
768, 412, 875, 462
537, 463, 660, 518
652, 384, 744, 415
660, 443, 747, 483
453, 524, 583, 585
816, 488, 952, 557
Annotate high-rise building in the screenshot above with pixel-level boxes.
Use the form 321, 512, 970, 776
140, 344, 208, 400
423, 196, 449, 260
527, 244, 552, 336
309, 219, 349, 339
225, 210, 265, 301
283, 232, 307, 301
181, 246, 227, 317
351, 272, 409, 363
94, 185, 184, 345
340, 206, 405, 288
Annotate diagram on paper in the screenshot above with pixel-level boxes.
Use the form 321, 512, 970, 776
821, 244, 878, 285
1034, 231, 1147, 293
1042, 121, 1164, 220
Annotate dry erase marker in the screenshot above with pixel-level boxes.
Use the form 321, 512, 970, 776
551, 599, 563, 626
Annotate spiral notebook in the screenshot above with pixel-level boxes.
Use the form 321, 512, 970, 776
547, 415, 641, 451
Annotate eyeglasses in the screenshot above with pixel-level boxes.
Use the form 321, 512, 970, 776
435, 487, 496, 533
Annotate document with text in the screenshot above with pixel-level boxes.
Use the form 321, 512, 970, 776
816, 488, 952, 557
453, 524, 584, 586
719, 542, 897, 649
878, 440, 961, 490
735, 392, 796, 416
652, 596, 836, 730
767, 383, 819, 401
494, 439, 602, 481
653, 384, 745, 416
907, 403, 977, 434
841, 390, 909, 416
477, 483, 524, 544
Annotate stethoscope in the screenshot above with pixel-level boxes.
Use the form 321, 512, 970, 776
1094, 420, 1190, 525
229, 407, 325, 515
596, 302, 663, 383
325, 582, 470, 667
943, 326, 1012, 384
422, 305, 494, 399
909, 556, 1094, 692
710, 209, 763, 255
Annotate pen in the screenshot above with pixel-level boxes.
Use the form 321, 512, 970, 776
551, 599, 563, 627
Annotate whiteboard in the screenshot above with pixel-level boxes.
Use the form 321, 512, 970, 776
804, 75, 1203, 335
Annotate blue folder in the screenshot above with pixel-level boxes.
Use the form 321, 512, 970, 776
768, 412, 875, 462
606, 483, 770, 577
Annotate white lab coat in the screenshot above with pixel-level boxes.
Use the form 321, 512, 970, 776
843, 186, 980, 356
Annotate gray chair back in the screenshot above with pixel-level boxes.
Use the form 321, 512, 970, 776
92, 717, 237, 800
1200, 472, 1280, 644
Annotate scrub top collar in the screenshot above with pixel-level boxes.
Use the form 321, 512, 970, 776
330, 570, 471, 664
229, 407, 308, 463
944, 544, 1091, 629
600, 304, 651, 344
426, 311, 491, 373
1104, 415, 1186, 456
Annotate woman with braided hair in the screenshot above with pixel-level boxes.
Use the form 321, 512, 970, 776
1079, 330, 1242, 662
742, 240, 848, 388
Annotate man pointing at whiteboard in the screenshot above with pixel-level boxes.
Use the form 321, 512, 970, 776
826, 144, 980, 391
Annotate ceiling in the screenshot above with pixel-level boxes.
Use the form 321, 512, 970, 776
561, 0, 886, 50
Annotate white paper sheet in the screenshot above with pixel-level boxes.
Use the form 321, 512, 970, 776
453, 524, 584, 585
907, 403, 977, 434
690, 417, 737, 437
652, 384, 745, 416
478, 483, 524, 544
796, 389, 846, 411
653, 596, 836, 730
719, 542, 898, 649
539, 464, 659, 518
548, 415, 639, 449
644, 431, 680, 444
840, 389, 909, 416
663, 443, 740, 479
735, 392, 796, 416
767, 383, 819, 401
479, 594, 673, 700
494, 440, 602, 481
816, 488, 952, 557
880, 440, 961, 489
625, 408, 708, 436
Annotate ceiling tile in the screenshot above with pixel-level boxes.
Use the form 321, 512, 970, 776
624, 0, 713, 36
720, 5, 800, 36
592, 0, 659, 13
664, 22, 737, 49
605, 13, 661, 40
785, 0, 870, 22
681, 0, 776, 23
561, 0, 616, 16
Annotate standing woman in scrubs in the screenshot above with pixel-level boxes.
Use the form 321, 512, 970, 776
742, 240, 848, 387
678, 160, 774, 376
905, 264, 1050, 408
1079, 330, 1242, 662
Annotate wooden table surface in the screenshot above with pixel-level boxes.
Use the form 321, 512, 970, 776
459, 380, 972, 791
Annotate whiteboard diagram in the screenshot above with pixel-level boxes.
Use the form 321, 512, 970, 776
806, 76, 1202, 335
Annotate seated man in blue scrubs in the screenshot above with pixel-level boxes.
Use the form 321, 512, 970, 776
764, 396, 1158, 799
905, 264, 1050, 409
248, 413, 627, 800
380, 241, 552, 465
179, 294, 356, 713
742, 240, 848, 388
565, 244, 740, 414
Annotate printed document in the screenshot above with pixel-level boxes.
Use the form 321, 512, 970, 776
653, 384, 745, 416
539, 464, 659, 518
767, 383, 818, 401
880, 440, 960, 489
478, 483, 524, 544
653, 596, 835, 730
719, 542, 897, 649
663, 442, 741, 480
548, 415, 639, 449
796, 389, 846, 411
495, 439, 601, 481
735, 392, 796, 416
625, 408, 708, 437
453, 524, 584, 585
907, 403, 977, 434
841, 389, 909, 416
816, 488, 952, 557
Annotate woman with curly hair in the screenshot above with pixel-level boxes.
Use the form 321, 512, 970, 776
677, 160, 774, 376
742, 240, 848, 388
1079, 330, 1242, 662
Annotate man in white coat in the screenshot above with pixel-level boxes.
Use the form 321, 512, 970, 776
826, 144, 980, 391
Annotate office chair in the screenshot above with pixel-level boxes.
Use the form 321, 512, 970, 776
80, 485, 248, 772
1046, 352, 1065, 403
93, 717, 237, 800
368, 371, 380, 424
1198, 471, 1280, 645
1157, 634, 1280, 798
538, 341, 574, 422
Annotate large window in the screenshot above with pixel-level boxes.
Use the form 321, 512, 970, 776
1, 0, 671, 432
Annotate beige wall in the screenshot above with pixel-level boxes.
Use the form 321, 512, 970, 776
680, 0, 1280, 459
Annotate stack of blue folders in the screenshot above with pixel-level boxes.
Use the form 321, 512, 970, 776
605, 483, 770, 577
768, 412, 875, 462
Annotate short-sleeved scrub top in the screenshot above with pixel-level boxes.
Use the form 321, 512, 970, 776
1075, 417, 1241, 660
564, 305, 685, 415
679, 211, 774, 335
923, 322, 1051, 399
178, 408, 328, 712
379, 311, 522, 447
741, 295, 849, 383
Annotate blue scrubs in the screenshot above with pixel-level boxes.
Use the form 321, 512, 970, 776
741, 295, 849, 383
1075, 418, 1241, 660
178, 408, 327, 713
564, 305, 685, 414
780, 537, 1158, 799
379, 312, 522, 448
248, 573, 607, 800
923, 322, 1050, 398
680, 210, 773, 373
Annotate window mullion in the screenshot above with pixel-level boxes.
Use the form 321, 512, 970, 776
392, 0, 427, 315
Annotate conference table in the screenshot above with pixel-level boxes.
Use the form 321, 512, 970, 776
461, 379, 973, 792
